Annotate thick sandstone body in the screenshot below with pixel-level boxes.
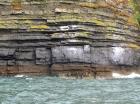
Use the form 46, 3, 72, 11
0, 0, 139, 78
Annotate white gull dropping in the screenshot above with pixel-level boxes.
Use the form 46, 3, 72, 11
59, 26, 69, 31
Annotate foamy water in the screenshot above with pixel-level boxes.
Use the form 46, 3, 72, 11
14, 75, 26, 78
112, 72, 140, 79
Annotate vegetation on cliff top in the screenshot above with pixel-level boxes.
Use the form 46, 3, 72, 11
132, 0, 140, 25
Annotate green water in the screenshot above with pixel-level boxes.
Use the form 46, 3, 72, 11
0, 76, 140, 104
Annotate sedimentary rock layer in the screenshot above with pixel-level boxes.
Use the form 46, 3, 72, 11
0, 0, 139, 78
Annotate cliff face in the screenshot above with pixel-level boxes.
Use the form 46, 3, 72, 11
0, 0, 139, 78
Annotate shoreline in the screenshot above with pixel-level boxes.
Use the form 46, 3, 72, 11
0, 64, 139, 79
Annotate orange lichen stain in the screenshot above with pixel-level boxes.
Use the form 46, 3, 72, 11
106, 0, 128, 5
11, 0, 22, 11
78, 1, 129, 18
78, 2, 107, 9
127, 16, 138, 26
128, 43, 140, 49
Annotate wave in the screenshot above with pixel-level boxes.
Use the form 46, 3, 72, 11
112, 72, 140, 79
14, 75, 33, 80
14, 75, 26, 78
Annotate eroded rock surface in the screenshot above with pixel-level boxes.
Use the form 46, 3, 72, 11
0, 0, 139, 78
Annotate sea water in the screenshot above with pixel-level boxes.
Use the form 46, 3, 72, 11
0, 75, 140, 104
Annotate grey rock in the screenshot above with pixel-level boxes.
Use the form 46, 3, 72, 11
16, 52, 34, 60
0, 48, 15, 59
0, 60, 7, 65
110, 47, 135, 66
134, 50, 140, 66
7, 60, 15, 66
36, 59, 47, 65
16, 60, 35, 65
52, 46, 91, 63
91, 47, 110, 65
35, 48, 51, 64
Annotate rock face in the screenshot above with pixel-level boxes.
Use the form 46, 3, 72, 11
0, 0, 139, 78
